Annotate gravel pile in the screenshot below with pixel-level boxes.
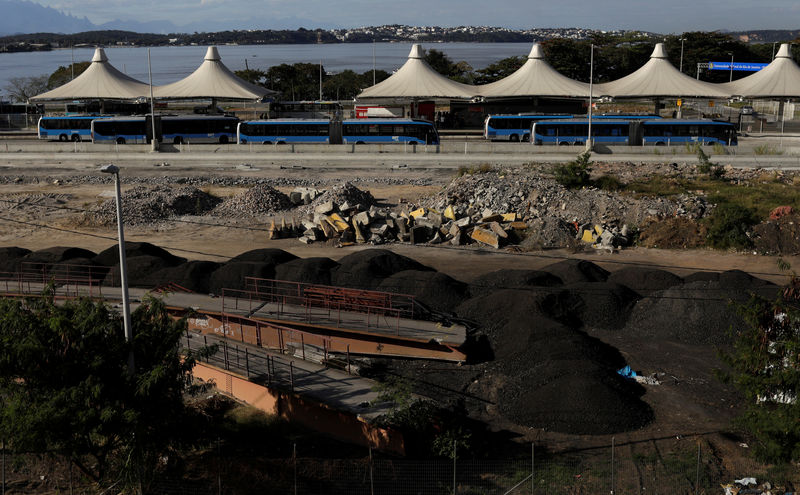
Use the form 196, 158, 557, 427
213, 184, 292, 217
300, 182, 375, 214
84, 185, 221, 226
0, 175, 434, 188
419, 169, 710, 230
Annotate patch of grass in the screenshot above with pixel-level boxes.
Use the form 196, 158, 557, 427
704, 203, 758, 250
554, 151, 592, 189
712, 142, 726, 155
754, 144, 784, 155
593, 174, 623, 191
457, 163, 493, 177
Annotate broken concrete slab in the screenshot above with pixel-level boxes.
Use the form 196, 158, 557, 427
471, 227, 500, 249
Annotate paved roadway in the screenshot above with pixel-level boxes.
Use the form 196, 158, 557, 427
2, 147, 800, 170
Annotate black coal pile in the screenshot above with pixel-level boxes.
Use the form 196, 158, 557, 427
22, 246, 97, 265
94, 242, 185, 267
376, 270, 469, 313
622, 274, 777, 346
103, 254, 186, 287
208, 261, 276, 294
468, 269, 562, 298
0, 247, 31, 272
331, 249, 433, 290
452, 289, 652, 434
540, 259, 610, 285
230, 248, 298, 265
274, 257, 340, 286
151, 261, 222, 293
563, 282, 640, 330
607, 267, 683, 294
85, 185, 221, 226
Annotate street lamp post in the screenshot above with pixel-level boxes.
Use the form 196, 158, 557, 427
729, 52, 734, 82
679, 37, 686, 73
100, 164, 134, 374
772, 42, 778, 60
587, 44, 594, 151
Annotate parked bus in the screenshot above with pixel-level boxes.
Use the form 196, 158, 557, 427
237, 119, 331, 144
38, 115, 110, 142
483, 114, 661, 142
342, 119, 438, 145
531, 119, 737, 146
237, 118, 439, 145
91, 115, 239, 144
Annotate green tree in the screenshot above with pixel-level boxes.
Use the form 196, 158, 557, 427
424, 48, 474, 83
719, 279, 800, 462
0, 289, 212, 492
554, 150, 593, 189
234, 68, 268, 86
264, 62, 324, 100
47, 61, 91, 89
473, 55, 525, 84
3, 74, 49, 102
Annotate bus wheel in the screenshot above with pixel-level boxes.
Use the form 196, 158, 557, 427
522, 134, 530, 142
509, 134, 519, 142
263, 141, 272, 145
655, 142, 666, 146
71, 135, 81, 142
219, 135, 229, 144
116, 137, 126, 145
59, 134, 68, 142
355, 141, 365, 145
558, 141, 569, 146
173, 137, 184, 144
276, 141, 286, 145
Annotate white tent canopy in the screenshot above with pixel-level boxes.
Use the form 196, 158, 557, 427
153, 46, 276, 101
596, 43, 728, 98
357, 44, 476, 99
720, 44, 800, 98
477, 43, 590, 98
30, 48, 151, 101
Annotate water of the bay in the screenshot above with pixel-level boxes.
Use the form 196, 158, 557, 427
0, 42, 533, 96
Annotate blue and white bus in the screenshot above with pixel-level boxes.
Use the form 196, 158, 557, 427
342, 119, 438, 145
38, 115, 110, 142
531, 119, 737, 146
237, 118, 439, 145
483, 114, 661, 142
91, 115, 239, 144
237, 119, 331, 144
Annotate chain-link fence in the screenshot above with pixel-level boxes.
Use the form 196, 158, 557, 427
5, 442, 799, 495
0, 113, 38, 130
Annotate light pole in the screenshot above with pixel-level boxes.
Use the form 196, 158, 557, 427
772, 42, 778, 60
587, 44, 594, 150
100, 164, 134, 375
679, 37, 686, 73
728, 52, 734, 82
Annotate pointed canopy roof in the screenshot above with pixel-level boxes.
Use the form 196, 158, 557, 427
153, 47, 276, 101
477, 43, 590, 98
595, 43, 728, 98
357, 44, 476, 99
30, 48, 151, 101
719, 44, 800, 98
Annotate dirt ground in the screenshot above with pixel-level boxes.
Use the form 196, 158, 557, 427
1, 165, 797, 486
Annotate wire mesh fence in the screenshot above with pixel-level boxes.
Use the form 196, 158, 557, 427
6, 444, 798, 495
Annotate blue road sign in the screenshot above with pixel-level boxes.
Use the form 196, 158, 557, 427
708, 62, 769, 71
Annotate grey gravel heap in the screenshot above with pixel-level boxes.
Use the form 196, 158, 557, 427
84, 185, 220, 226
212, 184, 293, 218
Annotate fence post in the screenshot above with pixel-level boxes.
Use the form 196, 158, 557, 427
610, 436, 615, 495
293, 443, 297, 495
347, 345, 351, 375
453, 438, 457, 495
531, 443, 534, 495
204, 335, 209, 362
695, 441, 701, 495
245, 348, 250, 378
290, 361, 295, 391
369, 447, 374, 495
223, 340, 229, 370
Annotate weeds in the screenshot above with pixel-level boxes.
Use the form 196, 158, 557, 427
696, 147, 724, 179
754, 144, 784, 155
554, 151, 592, 189
457, 163, 493, 177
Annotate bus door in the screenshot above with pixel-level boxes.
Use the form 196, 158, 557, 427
628, 121, 643, 146
145, 115, 163, 143
329, 120, 343, 144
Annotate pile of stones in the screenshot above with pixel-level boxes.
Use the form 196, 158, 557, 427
212, 184, 293, 218
84, 185, 220, 226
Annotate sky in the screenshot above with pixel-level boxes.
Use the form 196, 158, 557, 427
34, 0, 800, 33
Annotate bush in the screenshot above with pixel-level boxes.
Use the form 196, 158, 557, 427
594, 174, 623, 191
554, 151, 592, 189
697, 147, 724, 179
705, 204, 758, 250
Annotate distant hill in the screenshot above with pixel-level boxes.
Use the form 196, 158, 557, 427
728, 30, 800, 43
0, 0, 94, 35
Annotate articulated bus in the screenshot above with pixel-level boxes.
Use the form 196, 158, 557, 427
237, 118, 439, 145
38, 115, 111, 142
530, 119, 737, 146
483, 114, 661, 142
91, 115, 239, 144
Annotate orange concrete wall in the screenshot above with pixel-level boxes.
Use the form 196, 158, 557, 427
193, 363, 405, 456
